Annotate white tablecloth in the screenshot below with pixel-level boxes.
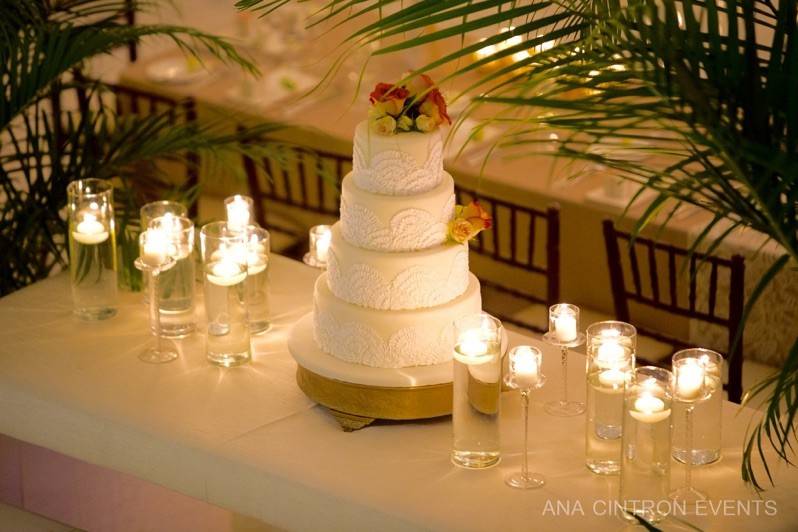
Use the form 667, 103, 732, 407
0, 255, 796, 531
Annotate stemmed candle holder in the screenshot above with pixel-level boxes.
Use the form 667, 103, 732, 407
135, 228, 178, 363
542, 303, 585, 416
504, 345, 547, 489
670, 348, 714, 506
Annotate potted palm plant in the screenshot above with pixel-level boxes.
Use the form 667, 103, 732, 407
238, 0, 798, 489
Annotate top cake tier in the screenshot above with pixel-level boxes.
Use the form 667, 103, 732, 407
351, 120, 444, 196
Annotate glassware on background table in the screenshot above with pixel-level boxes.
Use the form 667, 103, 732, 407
134, 228, 178, 363
244, 225, 271, 334
200, 222, 252, 367
303, 225, 332, 268
671, 348, 723, 467
504, 345, 547, 489
451, 312, 503, 469
67, 178, 118, 320
670, 348, 721, 506
585, 321, 636, 475
542, 303, 585, 417
140, 201, 188, 302
148, 215, 196, 337
619, 366, 673, 524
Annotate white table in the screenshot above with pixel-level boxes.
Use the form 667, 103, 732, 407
0, 255, 795, 531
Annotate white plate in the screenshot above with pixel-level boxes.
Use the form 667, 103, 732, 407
226, 68, 319, 108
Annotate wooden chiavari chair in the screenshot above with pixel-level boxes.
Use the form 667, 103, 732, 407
602, 220, 745, 402
455, 185, 561, 333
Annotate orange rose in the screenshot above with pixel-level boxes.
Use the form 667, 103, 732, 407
460, 201, 492, 230
424, 88, 451, 125
404, 74, 435, 97
369, 83, 410, 116
448, 201, 492, 243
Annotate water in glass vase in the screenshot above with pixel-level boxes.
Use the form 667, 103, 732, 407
155, 253, 196, 337
204, 260, 251, 367
672, 374, 722, 465
451, 341, 501, 469
69, 227, 118, 320
586, 369, 626, 474
245, 253, 270, 334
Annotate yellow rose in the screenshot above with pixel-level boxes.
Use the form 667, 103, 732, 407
419, 100, 442, 123
372, 115, 397, 135
397, 115, 413, 131
448, 218, 476, 244
415, 114, 436, 132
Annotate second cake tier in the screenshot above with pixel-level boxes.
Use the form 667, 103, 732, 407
339, 172, 455, 252
327, 223, 469, 310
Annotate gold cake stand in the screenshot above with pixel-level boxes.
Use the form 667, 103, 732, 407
288, 313, 453, 431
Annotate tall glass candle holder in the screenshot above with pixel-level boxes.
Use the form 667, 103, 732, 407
504, 346, 547, 489
542, 303, 585, 416
670, 348, 720, 506
244, 225, 271, 334
585, 321, 636, 475
149, 215, 196, 337
619, 366, 673, 524
67, 179, 118, 320
225, 194, 254, 233
140, 201, 188, 302
672, 348, 722, 467
451, 312, 503, 469
200, 222, 252, 367
303, 225, 332, 268
134, 229, 178, 363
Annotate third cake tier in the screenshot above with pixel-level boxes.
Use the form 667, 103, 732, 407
327, 223, 469, 310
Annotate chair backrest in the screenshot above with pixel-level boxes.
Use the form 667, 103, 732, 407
241, 141, 350, 240
455, 184, 560, 332
106, 83, 199, 216
124, 0, 137, 62
602, 219, 745, 401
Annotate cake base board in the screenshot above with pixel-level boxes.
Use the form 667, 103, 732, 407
288, 313, 454, 428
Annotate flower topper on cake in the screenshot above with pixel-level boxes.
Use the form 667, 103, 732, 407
369, 74, 451, 135
448, 201, 492, 244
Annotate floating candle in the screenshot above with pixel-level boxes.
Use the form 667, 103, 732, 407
73, 210, 109, 245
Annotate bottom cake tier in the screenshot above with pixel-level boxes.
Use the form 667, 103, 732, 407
313, 272, 482, 368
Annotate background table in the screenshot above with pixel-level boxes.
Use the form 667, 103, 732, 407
0, 254, 796, 531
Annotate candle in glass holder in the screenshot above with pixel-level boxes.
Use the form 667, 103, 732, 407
585, 321, 636, 475
672, 349, 723, 466
141, 226, 169, 267
304, 225, 332, 268
67, 179, 118, 320
620, 367, 673, 524
225, 194, 253, 233
509, 346, 541, 389
451, 313, 503, 469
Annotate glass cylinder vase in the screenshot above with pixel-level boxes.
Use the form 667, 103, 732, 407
585, 321, 636, 474
244, 226, 270, 334
672, 348, 723, 466
619, 366, 674, 524
451, 312, 503, 469
149, 215, 196, 337
200, 221, 251, 367
67, 178, 118, 320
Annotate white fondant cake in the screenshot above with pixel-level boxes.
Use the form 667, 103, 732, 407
352, 121, 444, 195
314, 273, 482, 368
309, 110, 484, 369
327, 224, 469, 310
339, 173, 455, 251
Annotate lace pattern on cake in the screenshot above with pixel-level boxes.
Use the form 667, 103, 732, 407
326, 247, 469, 310
352, 136, 444, 195
313, 304, 453, 368
340, 194, 455, 251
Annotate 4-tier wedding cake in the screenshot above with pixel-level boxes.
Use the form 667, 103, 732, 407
311, 76, 488, 369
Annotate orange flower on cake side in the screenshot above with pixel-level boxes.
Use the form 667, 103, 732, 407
447, 201, 492, 243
